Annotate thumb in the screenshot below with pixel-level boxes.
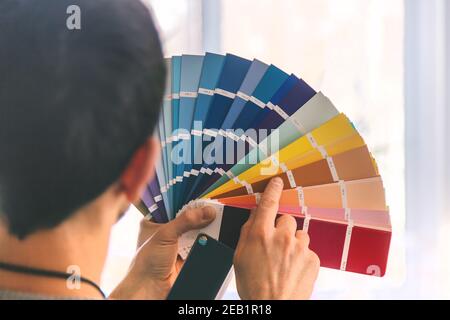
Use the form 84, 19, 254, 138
153, 206, 217, 243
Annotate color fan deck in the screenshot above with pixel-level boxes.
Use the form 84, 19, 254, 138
138, 53, 391, 277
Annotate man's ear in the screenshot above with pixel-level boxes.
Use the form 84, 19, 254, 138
120, 137, 160, 203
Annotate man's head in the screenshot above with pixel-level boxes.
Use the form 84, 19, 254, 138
0, 0, 166, 238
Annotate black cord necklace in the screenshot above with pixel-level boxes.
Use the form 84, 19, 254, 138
0, 261, 106, 299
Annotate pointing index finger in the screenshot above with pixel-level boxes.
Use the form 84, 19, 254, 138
252, 177, 284, 228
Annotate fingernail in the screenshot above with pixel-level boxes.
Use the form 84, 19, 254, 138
202, 206, 216, 220
271, 177, 283, 186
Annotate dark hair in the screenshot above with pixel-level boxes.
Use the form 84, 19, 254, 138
0, 0, 166, 238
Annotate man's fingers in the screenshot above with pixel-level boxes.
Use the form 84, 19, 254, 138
245, 208, 257, 228
154, 206, 216, 243
296, 230, 311, 248
275, 214, 298, 235
252, 177, 284, 229
236, 219, 252, 252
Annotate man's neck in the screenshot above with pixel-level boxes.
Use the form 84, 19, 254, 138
0, 209, 114, 299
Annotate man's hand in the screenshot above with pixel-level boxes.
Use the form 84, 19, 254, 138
109, 206, 216, 300
234, 177, 320, 300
